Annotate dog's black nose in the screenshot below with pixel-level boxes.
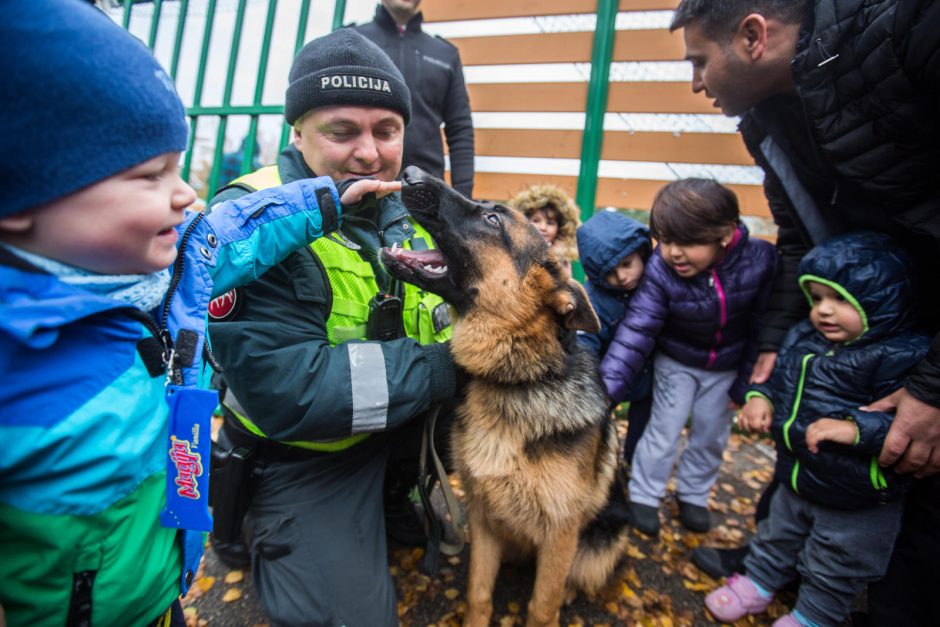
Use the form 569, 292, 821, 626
403, 166, 434, 186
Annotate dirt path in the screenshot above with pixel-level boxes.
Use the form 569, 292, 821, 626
183, 431, 783, 626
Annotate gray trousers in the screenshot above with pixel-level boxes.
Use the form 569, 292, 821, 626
244, 433, 398, 627
628, 352, 737, 508
745, 486, 903, 626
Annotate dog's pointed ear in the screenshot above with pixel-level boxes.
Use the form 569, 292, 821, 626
550, 279, 600, 333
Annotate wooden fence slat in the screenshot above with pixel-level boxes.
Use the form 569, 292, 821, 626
421, 0, 679, 22
468, 128, 753, 165
467, 82, 714, 114
469, 172, 770, 218
452, 29, 685, 66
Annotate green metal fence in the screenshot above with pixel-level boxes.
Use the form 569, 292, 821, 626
115, 0, 616, 230
117, 0, 331, 200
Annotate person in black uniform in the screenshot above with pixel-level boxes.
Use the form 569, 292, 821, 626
206, 29, 459, 627
353, 0, 475, 198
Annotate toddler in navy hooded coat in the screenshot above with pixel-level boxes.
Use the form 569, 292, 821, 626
577, 209, 653, 465
706, 232, 930, 627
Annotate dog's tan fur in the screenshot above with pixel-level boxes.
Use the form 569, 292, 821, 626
381, 169, 631, 627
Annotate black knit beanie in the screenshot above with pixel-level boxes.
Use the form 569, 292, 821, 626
285, 29, 411, 126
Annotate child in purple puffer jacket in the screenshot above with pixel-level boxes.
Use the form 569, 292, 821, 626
599, 178, 777, 537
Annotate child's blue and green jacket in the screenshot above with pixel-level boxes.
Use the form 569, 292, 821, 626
748, 232, 930, 510
0, 178, 340, 626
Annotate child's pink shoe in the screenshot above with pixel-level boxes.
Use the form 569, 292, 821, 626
772, 615, 801, 627
705, 573, 772, 622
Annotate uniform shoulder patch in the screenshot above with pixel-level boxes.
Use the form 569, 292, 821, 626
208, 289, 242, 321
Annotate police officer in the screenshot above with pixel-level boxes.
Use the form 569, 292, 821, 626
206, 29, 458, 627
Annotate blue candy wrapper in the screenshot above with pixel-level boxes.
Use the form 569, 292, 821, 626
160, 385, 217, 532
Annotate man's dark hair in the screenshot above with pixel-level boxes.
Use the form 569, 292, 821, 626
669, 0, 808, 41
650, 178, 739, 244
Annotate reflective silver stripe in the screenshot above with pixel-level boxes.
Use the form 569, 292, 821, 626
348, 343, 389, 433
760, 135, 833, 245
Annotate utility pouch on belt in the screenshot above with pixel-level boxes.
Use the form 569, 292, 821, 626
209, 428, 256, 545
366, 292, 404, 341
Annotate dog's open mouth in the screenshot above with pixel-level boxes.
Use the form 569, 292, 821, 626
381, 243, 449, 281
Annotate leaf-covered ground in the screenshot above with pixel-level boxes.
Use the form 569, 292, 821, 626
184, 422, 794, 626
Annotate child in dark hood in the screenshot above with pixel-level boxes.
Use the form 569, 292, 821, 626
577, 209, 653, 466
707, 231, 931, 627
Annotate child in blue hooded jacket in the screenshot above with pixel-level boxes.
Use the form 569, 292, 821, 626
705, 232, 930, 627
577, 209, 653, 465
0, 2, 393, 625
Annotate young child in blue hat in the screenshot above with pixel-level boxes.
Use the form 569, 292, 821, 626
0, 1, 395, 624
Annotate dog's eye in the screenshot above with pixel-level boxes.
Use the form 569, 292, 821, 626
485, 213, 501, 226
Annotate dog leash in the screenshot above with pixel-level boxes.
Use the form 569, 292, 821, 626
417, 403, 466, 575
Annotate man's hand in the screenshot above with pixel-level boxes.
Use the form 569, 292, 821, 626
866, 388, 940, 477
806, 417, 857, 454
338, 179, 402, 205
739, 396, 773, 433
749, 351, 778, 384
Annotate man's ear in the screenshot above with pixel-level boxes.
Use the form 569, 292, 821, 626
0, 213, 33, 234
737, 13, 769, 60
551, 279, 601, 334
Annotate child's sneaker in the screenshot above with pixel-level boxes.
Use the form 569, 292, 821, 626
772, 615, 801, 627
705, 573, 772, 622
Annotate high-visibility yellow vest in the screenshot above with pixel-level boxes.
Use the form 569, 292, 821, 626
220, 167, 451, 451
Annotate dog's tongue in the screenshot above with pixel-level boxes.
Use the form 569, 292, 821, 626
384, 245, 448, 274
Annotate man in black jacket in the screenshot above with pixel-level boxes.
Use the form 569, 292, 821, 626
353, 0, 475, 198
669, 1, 940, 623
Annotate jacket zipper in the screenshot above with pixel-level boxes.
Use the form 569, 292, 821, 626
793, 67, 840, 208
706, 270, 727, 368
869, 457, 888, 492
159, 213, 206, 385
783, 353, 815, 493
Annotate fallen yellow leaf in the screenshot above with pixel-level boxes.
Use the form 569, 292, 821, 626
444, 588, 459, 600
626, 545, 647, 560
682, 580, 712, 592
222, 587, 242, 602
224, 570, 244, 584
621, 582, 636, 599
195, 576, 215, 593
507, 602, 520, 614
626, 569, 642, 588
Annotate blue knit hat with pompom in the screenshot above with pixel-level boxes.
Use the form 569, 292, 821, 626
0, 0, 188, 218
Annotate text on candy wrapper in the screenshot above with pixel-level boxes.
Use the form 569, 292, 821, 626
169, 436, 203, 499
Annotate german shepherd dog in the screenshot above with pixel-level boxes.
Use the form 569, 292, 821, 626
381, 168, 631, 627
